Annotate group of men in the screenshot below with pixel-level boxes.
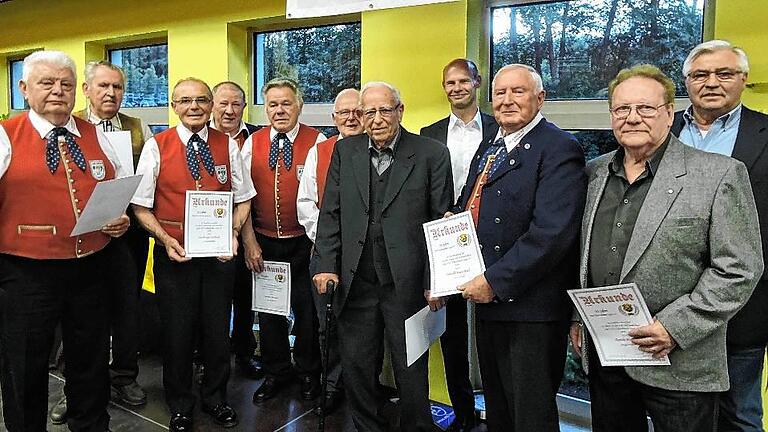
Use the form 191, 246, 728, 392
0, 37, 766, 432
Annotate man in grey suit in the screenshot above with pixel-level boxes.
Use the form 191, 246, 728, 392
570, 64, 763, 432
313, 81, 453, 432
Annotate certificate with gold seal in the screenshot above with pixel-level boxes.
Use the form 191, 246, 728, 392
568, 283, 670, 367
183, 191, 233, 258
423, 211, 486, 297
252, 261, 291, 316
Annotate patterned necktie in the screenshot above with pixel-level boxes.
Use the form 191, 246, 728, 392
100, 119, 113, 132
46, 127, 86, 174
477, 137, 508, 177
186, 133, 216, 180
268, 133, 293, 170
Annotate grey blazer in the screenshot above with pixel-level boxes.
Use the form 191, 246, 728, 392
579, 135, 763, 392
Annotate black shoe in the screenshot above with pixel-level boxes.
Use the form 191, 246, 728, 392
111, 381, 147, 406
314, 390, 343, 416
235, 355, 264, 380
300, 375, 320, 400
253, 377, 282, 403
202, 403, 238, 428
169, 413, 192, 432
50, 394, 67, 425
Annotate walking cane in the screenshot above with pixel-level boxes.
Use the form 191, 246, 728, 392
318, 279, 336, 432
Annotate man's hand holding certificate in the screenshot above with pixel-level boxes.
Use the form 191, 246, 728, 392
568, 283, 670, 367
183, 191, 233, 258
252, 261, 291, 316
423, 211, 486, 297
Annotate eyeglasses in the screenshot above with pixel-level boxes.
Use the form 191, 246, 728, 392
174, 97, 212, 106
610, 103, 669, 119
360, 105, 401, 120
333, 109, 358, 118
687, 69, 743, 83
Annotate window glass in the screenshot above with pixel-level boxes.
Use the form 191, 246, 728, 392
491, 0, 705, 99
109, 44, 169, 108
10, 59, 26, 110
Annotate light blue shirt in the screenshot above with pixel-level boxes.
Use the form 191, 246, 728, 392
678, 104, 742, 157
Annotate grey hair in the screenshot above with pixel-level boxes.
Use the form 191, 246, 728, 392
213, 81, 247, 102
84, 60, 126, 85
262, 78, 303, 106
359, 81, 402, 107
22, 50, 76, 82
492, 64, 544, 93
334, 88, 360, 106
683, 40, 750, 76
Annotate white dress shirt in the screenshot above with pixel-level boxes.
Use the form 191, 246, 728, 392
297, 134, 343, 242
131, 124, 256, 208
493, 112, 544, 152
86, 106, 154, 139
447, 109, 484, 201
0, 110, 130, 179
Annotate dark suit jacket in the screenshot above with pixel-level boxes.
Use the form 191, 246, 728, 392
672, 106, 768, 347
244, 122, 261, 137
454, 118, 587, 322
419, 111, 498, 145
314, 128, 454, 316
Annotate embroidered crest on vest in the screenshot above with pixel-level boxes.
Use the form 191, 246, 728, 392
215, 165, 228, 184
296, 164, 305, 181
89, 160, 106, 181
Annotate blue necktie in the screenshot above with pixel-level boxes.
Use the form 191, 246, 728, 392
186, 133, 216, 180
477, 137, 508, 177
46, 127, 86, 174
268, 133, 293, 170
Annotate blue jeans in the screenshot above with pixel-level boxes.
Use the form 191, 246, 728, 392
718, 345, 766, 432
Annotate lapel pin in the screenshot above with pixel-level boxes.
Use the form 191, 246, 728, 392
524, 143, 531, 150
667, 189, 674, 194
510, 159, 515, 165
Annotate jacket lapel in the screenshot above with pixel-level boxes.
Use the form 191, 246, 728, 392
580, 158, 611, 288
620, 137, 687, 281
381, 131, 415, 212
352, 141, 370, 211
731, 107, 768, 171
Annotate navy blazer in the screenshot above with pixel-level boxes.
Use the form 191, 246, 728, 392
455, 118, 587, 322
672, 106, 768, 347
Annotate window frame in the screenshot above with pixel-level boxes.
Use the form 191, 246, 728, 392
8, 57, 26, 112
482, 0, 714, 129
248, 15, 361, 128
106, 40, 169, 129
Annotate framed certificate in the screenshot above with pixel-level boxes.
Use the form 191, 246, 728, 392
183, 191, 233, 258
423, 211, 486, 297
252, 261, 292, 316
568, 283, 670, 367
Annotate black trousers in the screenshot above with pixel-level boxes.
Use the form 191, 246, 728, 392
309, 250, 342, 392
153, 246, 234, 415
108, 221, 148, 386
0, 251, 111, 432
439, 295, 474, 424
588, 341, 719, 432
256, 233, 320, 379
337, 275, 432, 432
230, 246, 257, 359
476, 320, 568, 432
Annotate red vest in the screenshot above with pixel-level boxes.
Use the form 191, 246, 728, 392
315, 135, 338, 209
0, 113, 115, 259
152, 127, 232, 247
249, 124, 320, 238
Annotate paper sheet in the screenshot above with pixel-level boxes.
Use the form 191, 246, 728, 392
70, 175, 143, 236
405, 305, 446, 367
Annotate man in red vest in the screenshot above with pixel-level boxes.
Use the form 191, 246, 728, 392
240, 78, 326, 403
0, 50, 130, 432
131, 78, 256, 432
297, 88, 363, 414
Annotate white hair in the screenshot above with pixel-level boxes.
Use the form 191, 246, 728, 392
22, 50, 77, 82
84, 60, 126, 85
492, 64, 544, 93
360, 81, 402, 107
683, 40, 750, 76
334, 88, 360, 106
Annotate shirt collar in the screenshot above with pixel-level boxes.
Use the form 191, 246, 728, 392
86, 105, 122, 129
270, 122, 301, 142
610, 134, 671, 178
209, 119, 248, 138
28, 109, 81, 139
448, 108, 481, 131
368, 127, 401, 154
683, 103, 743, 130
493, 112, 543, 152
176, 123, 209, 145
